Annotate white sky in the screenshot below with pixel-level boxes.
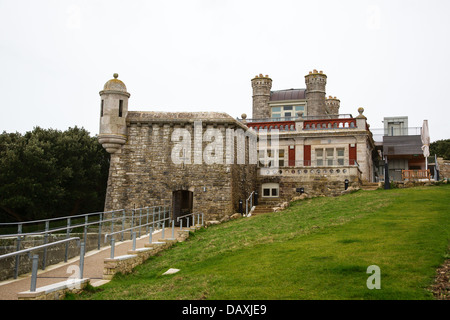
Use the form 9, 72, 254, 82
1, 0, 449, 141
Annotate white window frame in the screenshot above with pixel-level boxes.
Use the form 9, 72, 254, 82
261, 183, 279, 198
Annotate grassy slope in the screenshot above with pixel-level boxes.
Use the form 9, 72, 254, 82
78, 184, 450, 300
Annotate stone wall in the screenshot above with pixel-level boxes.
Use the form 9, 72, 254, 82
257, 165, 361, 201
437, 157, 450, 179
104, 112, 256, 221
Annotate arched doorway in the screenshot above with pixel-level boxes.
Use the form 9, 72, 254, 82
172, 190, 193, 226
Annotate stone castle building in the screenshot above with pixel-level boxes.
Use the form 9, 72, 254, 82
98, 70, 377, 221
247, 70, 375, 203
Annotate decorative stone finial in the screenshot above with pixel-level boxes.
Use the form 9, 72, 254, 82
113, 73, 119, 79
356, 107, 367, 119
241, 113, 247, 119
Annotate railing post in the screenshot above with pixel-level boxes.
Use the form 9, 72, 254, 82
138, 209, 142, 238
163, 206, 166, 228
14, 224, 22, 279
146, 207, 149, 235
79, 241, 85, 279
158, 207, 161, 229
162, 219, 165, 239
84, 215, 88, 246
171, 220, 175, 239
30, 254, 39, 292
65, 218, 71, 263
132, 232, 136, 251
180, 218, 183, 231
111, 211, 115, 236
152, 207, 155, 231
42, 220, 49, 270
98, 212, 102, 250
121, 210, 125, 242
131, 209, 135, 240
110, 238, 115, 259
149, 227, 153, 244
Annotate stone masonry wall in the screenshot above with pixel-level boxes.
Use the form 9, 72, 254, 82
104, 112, 256, 221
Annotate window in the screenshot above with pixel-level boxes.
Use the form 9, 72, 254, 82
270, 104, 306, 119
272, 107, 281, 112
259, 149, 284, 167
284, 112, 292, 120
119, 100, 123, 117
316, 149, 324, 166
101, 100, 104, 117
278, 149, 285, 167
326, 148, 334, 166
315, 147, 347, 166
262, 183, 279, 198
337, 148, 345, 165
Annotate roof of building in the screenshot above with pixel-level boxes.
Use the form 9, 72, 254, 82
103, 73, 128, 92
126, 111, 251, 131
270, 89, 306, 101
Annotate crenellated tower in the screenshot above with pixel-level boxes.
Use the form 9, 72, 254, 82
305, 69, 327, 117
251, 74, 272, 119
98, 73, 130, 153
325, 96, 340, 115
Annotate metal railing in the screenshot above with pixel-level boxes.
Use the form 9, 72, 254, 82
245, 191, 255, 216
0, 205, 171, 279
0, 237, 82, 292
177, 212, 204, 231
103, 206, 172, 259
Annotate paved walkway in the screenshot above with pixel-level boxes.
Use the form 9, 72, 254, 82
0, 227, 187, 300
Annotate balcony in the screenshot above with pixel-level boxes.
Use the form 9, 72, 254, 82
239, 114, 360, 133
247, 121, 296, 132
303, 118, 356, 130
371, 127, 422, 143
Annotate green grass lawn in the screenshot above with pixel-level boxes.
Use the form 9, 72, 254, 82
74, 184, 450, 300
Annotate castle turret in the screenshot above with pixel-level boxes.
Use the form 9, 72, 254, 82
98, 73, 130, 153
251, 74, 272, 119
325, 96, 340, 115
305, 70, 327, 117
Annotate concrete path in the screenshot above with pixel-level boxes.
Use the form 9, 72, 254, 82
0, 227, 188, 300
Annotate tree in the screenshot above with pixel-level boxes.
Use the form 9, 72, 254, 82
0, 127, 110, 222
430, 139, 450, 160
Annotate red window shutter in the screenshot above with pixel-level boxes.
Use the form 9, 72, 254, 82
349, 144, 357, 165
304, 145, 311, 166
289, 145, 295, 166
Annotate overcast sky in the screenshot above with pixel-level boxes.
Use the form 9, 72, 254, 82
1, 0, 449, 141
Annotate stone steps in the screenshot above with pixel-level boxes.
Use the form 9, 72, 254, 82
251, 204, 274, 215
